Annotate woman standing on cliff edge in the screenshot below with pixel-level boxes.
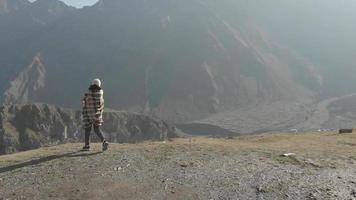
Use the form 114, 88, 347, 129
82, 78, 109, 151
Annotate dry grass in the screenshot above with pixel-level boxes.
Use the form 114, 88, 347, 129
1, 132, 356, 166
170, 132, 356, 157
1, 132, 356, 200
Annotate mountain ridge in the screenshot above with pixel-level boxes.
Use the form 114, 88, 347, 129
0, 0, 29, 14
1, 0, 355, 129
0, 0, 321, 123
0, 103, 176, 155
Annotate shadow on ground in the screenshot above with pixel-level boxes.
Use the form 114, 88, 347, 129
0, 151, 103, 174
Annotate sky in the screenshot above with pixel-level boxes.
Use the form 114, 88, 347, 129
59, 0, 99, 8
29, 0, 99, 8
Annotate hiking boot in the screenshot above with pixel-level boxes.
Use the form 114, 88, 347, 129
81, 145, 90, 151
102, 141, 109, 151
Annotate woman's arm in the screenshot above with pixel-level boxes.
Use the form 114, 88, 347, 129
82, 93, 89, 107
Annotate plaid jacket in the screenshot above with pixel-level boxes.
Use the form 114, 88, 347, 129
82, 85, 104, 128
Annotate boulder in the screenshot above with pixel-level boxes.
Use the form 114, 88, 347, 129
339, 129, 353, 134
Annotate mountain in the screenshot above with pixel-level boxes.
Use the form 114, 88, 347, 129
0, 0, 75, 47
242, 0, 356, 97
0, 0, 29, 14
0, 0, 76, 98
1, 0, 355, 131
0, 0, 322, 124
3, 54, 46, 104
0, 104, 176, 155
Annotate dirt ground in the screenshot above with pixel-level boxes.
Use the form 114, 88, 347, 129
1, 132, 356, 200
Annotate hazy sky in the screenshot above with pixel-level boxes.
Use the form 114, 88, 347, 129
30, 0, 99, 8
61, 0, 99, 8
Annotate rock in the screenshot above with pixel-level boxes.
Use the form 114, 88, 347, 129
305, 159, 322, 168
0, 104, 177, 155
180, 164, 188, 168
351, 189, 356, 197
256, 186, 268, 193
306, 192, 317, 200
339, 129, 353, 134
282, 153, 296, 157
114, 167, 123, 171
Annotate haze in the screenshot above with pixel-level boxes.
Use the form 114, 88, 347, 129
1, 1, 356, 198
29, 0, 98, 8
1, 0, 356, 134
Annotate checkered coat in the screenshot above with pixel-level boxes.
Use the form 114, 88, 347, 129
82, 85, 104, 128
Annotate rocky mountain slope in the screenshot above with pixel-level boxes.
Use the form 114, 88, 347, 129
324, 94, 356, 130
4, 54, 46, 105
194, 93, 356, 134
1, 0, 355, 131
0, 104, 176, 155
0, 0, 322, 123
246, 0, 356, 97
1, 132, 356, 199
0, 0, 29, 14
0, 0, 76, 102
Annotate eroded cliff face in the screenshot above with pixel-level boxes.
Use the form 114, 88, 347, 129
148, 23, 320, 122
4, 54, 46, 105
0, 104, 176, 155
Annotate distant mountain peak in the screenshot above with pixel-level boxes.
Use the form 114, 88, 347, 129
0, 0, 29, 14
0, 0, 9, 13
31, 0, 76, 13
32, 0, 74, 9
4, 53, 46, 105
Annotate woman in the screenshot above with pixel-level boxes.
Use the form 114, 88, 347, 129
82, 78, 109, 151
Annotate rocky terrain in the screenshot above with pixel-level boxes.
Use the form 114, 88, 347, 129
193, 100, 313, 134
0, 132, 356, 199
325, 95, 356, 130
0, 104, 176, 155
189, 93, 356, 134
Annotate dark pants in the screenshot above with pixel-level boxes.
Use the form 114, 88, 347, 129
85, 125, 105, 146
